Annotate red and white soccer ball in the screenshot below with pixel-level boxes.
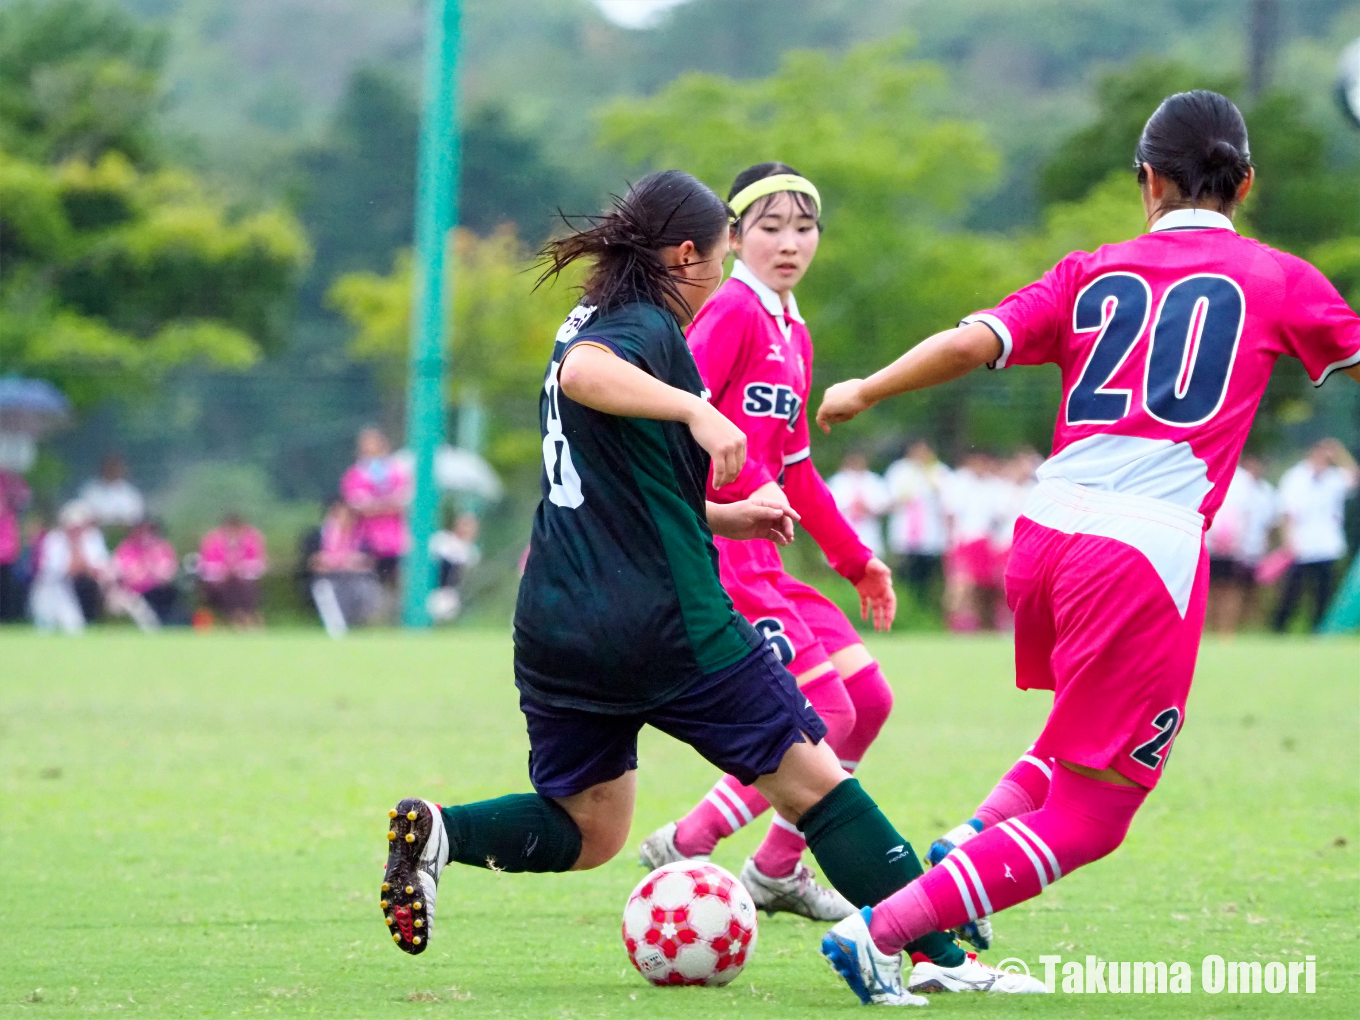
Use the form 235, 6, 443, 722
622, 861, 758, 986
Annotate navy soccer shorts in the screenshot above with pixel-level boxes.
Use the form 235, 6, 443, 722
518, 644, 829, 799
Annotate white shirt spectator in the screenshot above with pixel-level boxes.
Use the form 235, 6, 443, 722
1277, 462, 1357, 564
1207, 466, 1277, 565
827, 467, 891, 558
884, 458, 951, 557
990, 474, 1033, 555
30, 520, 110, 634
942, 467, 1000, 547
79, 476, 145, 527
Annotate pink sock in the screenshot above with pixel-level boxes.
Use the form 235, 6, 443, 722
974, 748, 1054, 828
747, 670, 856, 877
834, 663, 894, 770
675, 774, 769, 857
869, 766, 1149, 955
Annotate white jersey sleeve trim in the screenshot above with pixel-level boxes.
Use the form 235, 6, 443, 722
961, 313, 1013, 369
783, 446, 811, 467
1310, 346, 1360, 388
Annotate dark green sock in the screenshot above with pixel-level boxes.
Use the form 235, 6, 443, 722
440, 794, 582, 873
799, 778, 966, 968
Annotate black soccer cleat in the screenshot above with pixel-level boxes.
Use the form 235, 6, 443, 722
381, 798, 448, 955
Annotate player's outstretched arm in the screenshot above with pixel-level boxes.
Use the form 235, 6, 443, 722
559, 343, 747, 487
815, 321, 1002, 432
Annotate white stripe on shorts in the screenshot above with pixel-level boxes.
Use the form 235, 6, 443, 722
1020, 754, 1053, 779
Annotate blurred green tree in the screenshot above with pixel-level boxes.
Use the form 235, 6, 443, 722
326, 227, 581, 475
0, 0, 309, 407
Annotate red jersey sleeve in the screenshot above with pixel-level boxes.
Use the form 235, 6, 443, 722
1278, 254, 1360, 387
963, 253, 1079, 369
781, 330, 872, 583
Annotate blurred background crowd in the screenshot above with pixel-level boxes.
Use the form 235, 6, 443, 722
1, 0, 1357, 634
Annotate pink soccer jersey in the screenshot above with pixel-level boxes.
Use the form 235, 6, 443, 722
965, 208, 1360, 530
688, 260, 872, 581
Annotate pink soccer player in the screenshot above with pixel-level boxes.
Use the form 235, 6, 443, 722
816, 90, 1360, 1002
197, 513, 268, 628
341, 428, 412, 590
636, 169, 899, 917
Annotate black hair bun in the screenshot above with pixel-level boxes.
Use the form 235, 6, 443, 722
1204, 138, 1240, 168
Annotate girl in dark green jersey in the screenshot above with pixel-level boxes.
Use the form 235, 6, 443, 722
377, 171, 963, 1001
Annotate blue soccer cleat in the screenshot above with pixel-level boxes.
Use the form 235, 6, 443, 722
820, 907, 929, 1007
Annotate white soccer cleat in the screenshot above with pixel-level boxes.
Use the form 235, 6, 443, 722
907, 953, 1048, 994
739, 856, 855, 921
382, 798, 448, 955
637, 821, 706, 869
821, 907, 929, 1006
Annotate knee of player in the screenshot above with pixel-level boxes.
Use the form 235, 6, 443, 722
571, 816, 631, 871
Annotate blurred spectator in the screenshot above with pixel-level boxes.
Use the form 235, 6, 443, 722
79, 454, 145, 528
113, 520, 187, 626
1272, 439, 1360, 632
198, 513, 267, 628
341, 427, 412, 590
429, 511, 482, 622
884, 440, 951, 602
1205, 455, 1276, 633
309, 499, 383, 633
0, 468, 32, 621
988, 450, 1040, 630
30, 501, 110, 634
942, 452, 1001, 632
826, 452, 890, 558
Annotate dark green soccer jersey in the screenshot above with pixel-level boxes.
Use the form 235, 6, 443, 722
513, 300, 761, 714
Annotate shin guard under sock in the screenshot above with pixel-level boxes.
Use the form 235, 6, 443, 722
869, 766, 1148, 955
835, 662, 894, 770
799, 778, 964, 967
440, 794, 582, 873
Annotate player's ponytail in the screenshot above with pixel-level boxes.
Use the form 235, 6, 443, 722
1134, 90, 1253, 211
537, 170, 730, 317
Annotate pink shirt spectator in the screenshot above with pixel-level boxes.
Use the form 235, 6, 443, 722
0, 470, 31, 565
114, 531, 178, 594
315, 511, 370, 572
198, 526, 267, 583
341, 456, 412, 558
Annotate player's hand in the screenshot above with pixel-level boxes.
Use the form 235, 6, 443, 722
707, 499, 801, 545
855, 557, 897, 630
688, 401, 747, 488
816, 379, 872, 432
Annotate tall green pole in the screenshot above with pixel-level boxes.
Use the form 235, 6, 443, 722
402, 0, 460, 627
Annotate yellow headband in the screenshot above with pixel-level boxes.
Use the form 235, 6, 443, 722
728, 174, 822, 220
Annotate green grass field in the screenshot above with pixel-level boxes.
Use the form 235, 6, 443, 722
1, 632, 1356, 1018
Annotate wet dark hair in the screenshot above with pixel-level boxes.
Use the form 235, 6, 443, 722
729, 161, 821, 234
1134, 90, 1253, 211
537, 170, 730, 316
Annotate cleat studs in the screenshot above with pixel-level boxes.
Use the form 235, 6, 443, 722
405, 833, 415, 843
389, 809, 397, 819
407, 810, 417, 821
385, 916, 394, 926
414, 920, 423, 928
412, 901, 422, 911
381, 883, 390, 892
413, 936, 422, 945
387, 831, 396, 842
405, 886, 414, 895
393, 932, 402, 942
380, 900, 389, 909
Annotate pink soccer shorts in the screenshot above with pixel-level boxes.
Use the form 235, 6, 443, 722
946, 537, 994, 587
714, 536, 861, 679
1004, 516, 1209, 789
